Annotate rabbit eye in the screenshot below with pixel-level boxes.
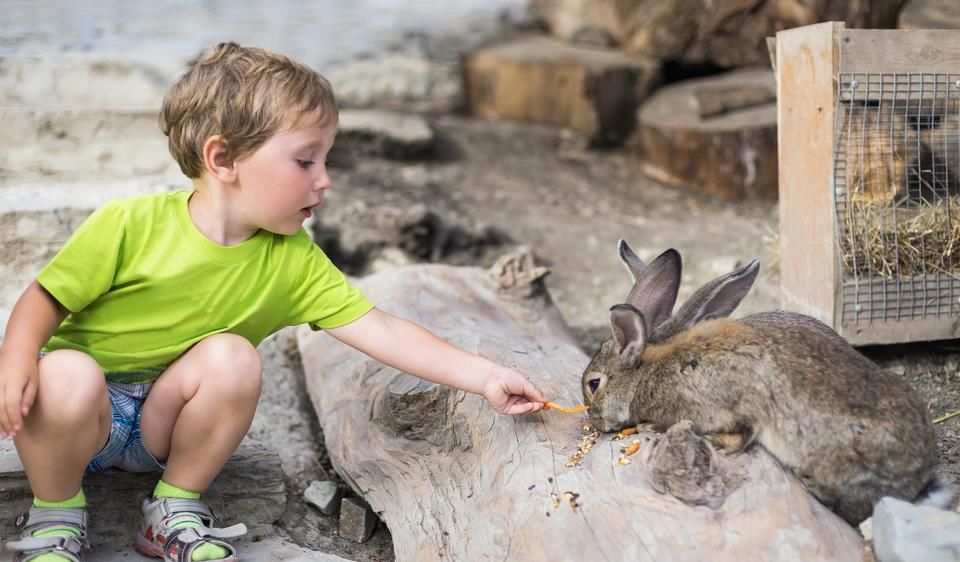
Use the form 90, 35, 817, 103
588, 378, 601, 393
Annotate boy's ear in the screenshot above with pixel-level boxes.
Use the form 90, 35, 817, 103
202, 135, 237, 182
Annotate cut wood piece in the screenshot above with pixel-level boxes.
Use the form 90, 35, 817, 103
297, 258, 864, 561
899, 0, 960, 30
634, 67, 778, 200
464, 35, 660, 145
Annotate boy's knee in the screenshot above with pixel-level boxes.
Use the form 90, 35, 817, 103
199, 333, 262, 392
36, 350, 105, 417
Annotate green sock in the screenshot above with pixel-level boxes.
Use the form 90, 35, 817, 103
31, 489, 85, 562
153, 480, 229, 562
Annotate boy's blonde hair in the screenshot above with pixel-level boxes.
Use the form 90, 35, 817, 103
160, 42, 338, 179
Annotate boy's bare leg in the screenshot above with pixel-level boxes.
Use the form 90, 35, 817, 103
14, 350, 112, 501
140, 333, 262, 492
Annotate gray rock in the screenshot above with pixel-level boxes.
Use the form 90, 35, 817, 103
336, 109, 435, 160
338, 497, 377, 543
305, 480, 343, 515
873, 496, 960, 562
250, 328, 330, 487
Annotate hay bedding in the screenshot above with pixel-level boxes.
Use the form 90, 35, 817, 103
839, 199, 960, 280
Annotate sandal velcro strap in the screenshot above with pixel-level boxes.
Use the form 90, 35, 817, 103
137, 497, 246, 561
167, 522, 248, 544
5, 534, 84, 554
14, 506, 88, 531
152, 498, 216, 521
5, 506, 88, 560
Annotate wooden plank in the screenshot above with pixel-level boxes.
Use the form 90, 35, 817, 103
839, 28, 960, 74
775, 22, 843, 325
840, 314, 960, 345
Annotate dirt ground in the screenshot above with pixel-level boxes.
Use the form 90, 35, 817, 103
291, 112, 959, 556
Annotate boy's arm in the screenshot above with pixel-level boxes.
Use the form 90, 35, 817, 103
0, 281, 69, 436
325, 308, 549, 415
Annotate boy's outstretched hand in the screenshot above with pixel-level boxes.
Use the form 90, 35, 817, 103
481, 366, 549, 416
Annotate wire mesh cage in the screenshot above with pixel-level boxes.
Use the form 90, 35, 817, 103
777, 22, 960, 345
834, 73, 960, 326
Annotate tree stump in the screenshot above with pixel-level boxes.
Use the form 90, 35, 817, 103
464, 35, 660, 146
296, 256, 864, 560
899, 0, 960, 30
633, 68, 778, 200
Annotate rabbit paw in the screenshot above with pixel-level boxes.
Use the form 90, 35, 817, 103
647, 421, 744, 509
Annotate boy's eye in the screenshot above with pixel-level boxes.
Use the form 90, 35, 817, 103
296, 159, 314, 169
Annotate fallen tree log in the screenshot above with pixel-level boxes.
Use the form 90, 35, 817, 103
297, 254, 864, 561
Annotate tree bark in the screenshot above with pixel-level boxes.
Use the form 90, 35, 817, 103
297, 256, 864, 561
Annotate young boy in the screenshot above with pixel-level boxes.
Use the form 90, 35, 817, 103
0, 42, 548, 562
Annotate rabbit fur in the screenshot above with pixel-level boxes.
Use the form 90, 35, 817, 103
582, 240, 944, 524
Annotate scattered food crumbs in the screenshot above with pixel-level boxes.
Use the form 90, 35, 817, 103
617, 439, 641, 466
549, 490, 583, 512
564, 426, 600, 467
544, 401, 590, 414
614, 427, 638, 440
548, 477, 554, 484
546, 512, 551, 517
528, 484, 536, 491
561, 491, 582, 511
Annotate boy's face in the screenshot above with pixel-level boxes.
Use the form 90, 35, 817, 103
233, 111, 337, 236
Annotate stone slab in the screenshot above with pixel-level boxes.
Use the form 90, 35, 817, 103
0, 439, 286, 554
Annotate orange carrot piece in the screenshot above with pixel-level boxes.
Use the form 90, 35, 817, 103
619, 427, 638, 437
544, 401, 590, 414
623, 441, 640, 457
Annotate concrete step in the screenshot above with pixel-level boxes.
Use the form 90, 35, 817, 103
0, 55, 174, 110
1, 439, 287, 556
0, 177, 187, 337
0, 108, 178, 180
0, 107, 435, 181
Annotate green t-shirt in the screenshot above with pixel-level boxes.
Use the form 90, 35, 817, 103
38, 190, 372, 382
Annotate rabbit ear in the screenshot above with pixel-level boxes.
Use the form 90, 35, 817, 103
610, 303, 648, 370
671, 259, 760, 329
618, 239, 646, 281
623, 247, 682, 332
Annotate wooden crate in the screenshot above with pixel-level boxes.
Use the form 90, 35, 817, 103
776, 22, 960, 345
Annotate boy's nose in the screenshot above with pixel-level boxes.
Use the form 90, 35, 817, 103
313, 173, 331, 191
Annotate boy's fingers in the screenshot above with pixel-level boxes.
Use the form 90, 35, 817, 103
0, 385, 14, 435
21, 376, 37, 418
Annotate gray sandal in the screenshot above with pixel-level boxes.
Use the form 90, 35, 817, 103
5, 506, 89, 562
135, 497, 246, 562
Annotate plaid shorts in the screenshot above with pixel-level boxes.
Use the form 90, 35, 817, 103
85, 381, 166, 474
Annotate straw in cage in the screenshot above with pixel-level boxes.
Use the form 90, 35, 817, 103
839, 198, 960, 280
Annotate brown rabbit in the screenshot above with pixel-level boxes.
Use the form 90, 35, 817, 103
582, 240, 948, 525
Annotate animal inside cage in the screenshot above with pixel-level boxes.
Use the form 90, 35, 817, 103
777, 23, 960, 345
835, 74, 960, 325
